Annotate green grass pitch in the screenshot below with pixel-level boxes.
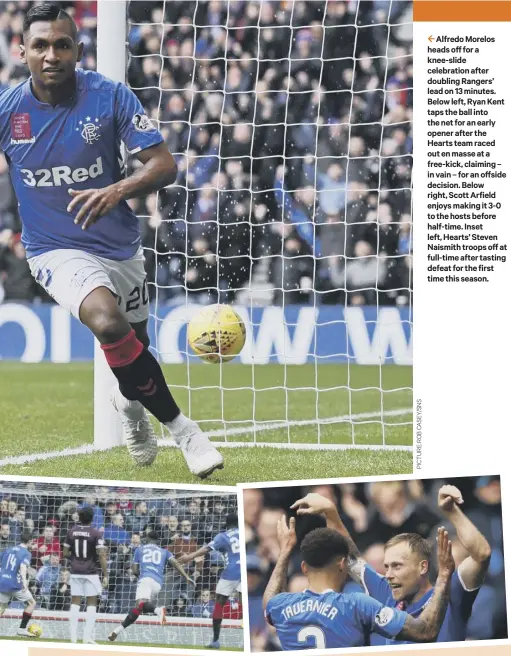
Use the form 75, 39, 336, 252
0, 636, 243, 649
0, 362, 412, 483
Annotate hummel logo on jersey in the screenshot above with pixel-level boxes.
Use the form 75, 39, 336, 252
20, 157, 104, 187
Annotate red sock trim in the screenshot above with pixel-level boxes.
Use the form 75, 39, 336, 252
137, 601, 146, 612
213, 602, 224, 621
133, 606, 142, 617
101, 329, 143, 368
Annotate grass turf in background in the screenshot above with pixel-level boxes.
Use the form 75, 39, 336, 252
0, 362, 412, 481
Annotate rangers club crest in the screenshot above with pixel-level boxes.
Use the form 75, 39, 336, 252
77, 117, 102, 144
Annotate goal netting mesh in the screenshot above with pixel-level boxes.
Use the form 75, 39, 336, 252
0, 481, 242, 648
126, 0, 413, 449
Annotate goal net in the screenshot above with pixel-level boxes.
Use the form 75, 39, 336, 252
99, 0, 413, 450
0, 480, 242, 648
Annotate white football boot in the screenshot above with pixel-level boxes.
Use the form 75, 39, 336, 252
172, 419, 224, 479
111, 387, 158, 466
17, 629, 35, 638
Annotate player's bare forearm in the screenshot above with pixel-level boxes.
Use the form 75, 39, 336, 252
171, 557, 192, 581
263, 552, 290, 611
19, 564, 28, 590
444, 505, 491, 564
179, 546, 209, 564
396, 573, 451, 642
99, 551, 108, 579
116, 143, 177, 201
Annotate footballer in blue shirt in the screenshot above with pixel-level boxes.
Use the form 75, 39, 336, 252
291, 487, 491, 646
263, 514, 455, 650
0, 2, 223, 478
179, 513, 241, 648
0, 530, 37, 638
109, 529, 194, 642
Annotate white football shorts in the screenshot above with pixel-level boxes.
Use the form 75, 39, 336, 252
0, 588, 34, 605
136, 577, 161, 601
215, 578, 241, 596
27, 247, 149, 322
70, 574, 103, 597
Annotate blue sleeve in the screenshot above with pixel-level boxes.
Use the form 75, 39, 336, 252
264, 594, 283, 627
361, 563, 393, 605
451, 568, 480, 623
133, 547, 141, 564
354, 594, 407, 639
166, 549, 173, 564
114, 83, 164, 155
209, 533, 226, 553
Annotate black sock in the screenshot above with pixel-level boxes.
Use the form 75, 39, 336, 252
121, 608, 141, 629
113, 348, 180, 423
20, 612, 32, 629
213, 618, 222, 642
141, 601, 155, 614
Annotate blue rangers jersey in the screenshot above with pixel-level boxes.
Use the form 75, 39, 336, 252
133, 543, 173, 586
0, 545, 31, 593
0, 69, 164, 260
209, 528, 241, 582
360, 564, 479, 645
266, 588, 408, 650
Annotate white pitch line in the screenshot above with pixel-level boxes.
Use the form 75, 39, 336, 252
0, 408, 413, 467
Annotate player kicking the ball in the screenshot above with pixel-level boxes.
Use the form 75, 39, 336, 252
0, 2, 223, 477
263, 516, 456, 649
108, 530, 195, 642
291, 487, 491, 645
0, 531, 38, 638
178, 513, 241, 649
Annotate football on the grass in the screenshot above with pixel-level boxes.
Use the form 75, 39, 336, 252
28, 623, 43, 638
188, 304, 246, 363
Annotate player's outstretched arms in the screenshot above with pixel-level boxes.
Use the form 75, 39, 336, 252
177, 545, 210, 565
438, 484, 491, 589
68, 142, 177, 230
171, 557, 196, 585
396, 528, 455, 642
262, 516, 297, 611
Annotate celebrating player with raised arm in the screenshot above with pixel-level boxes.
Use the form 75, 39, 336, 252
0, 530, 37, 638
0, 2, 223, 478
263, 515, 455, 650
291, 487, 491, 644
108, 530, 194, 642
178, 513, 241, 649
63, 506, 108, 644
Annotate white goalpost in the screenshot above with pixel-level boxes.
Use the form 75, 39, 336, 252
94, 0, 413, 453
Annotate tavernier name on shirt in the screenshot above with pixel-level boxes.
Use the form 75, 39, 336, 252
281, 598, 339, 621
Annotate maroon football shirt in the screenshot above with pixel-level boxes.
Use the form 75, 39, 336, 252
65, 524, 105, 575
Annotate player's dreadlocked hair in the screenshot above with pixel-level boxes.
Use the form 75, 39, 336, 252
300, 528, 350, 568
146, 529, 160, 544
78, 506, 94, 525
23, 2, 77, 39
225, 513, 238, 530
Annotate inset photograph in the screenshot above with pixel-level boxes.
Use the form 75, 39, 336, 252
0, 478, 242, 649
243, 476, 506, 650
